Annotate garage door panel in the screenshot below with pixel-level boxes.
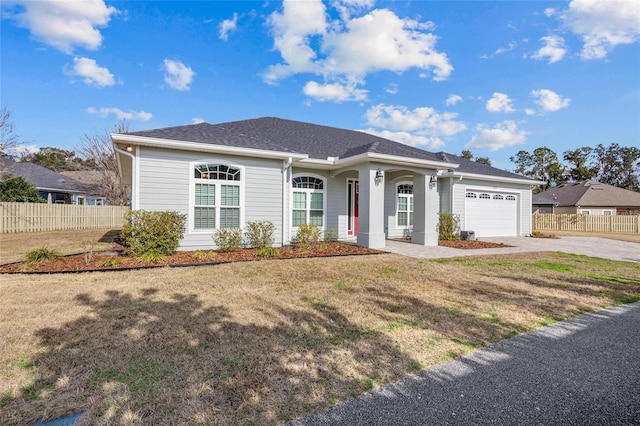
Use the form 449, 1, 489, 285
465, 192, 517, 237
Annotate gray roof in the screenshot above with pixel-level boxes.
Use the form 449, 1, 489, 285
124, 117, 535, 181
126, 117, 447, 163
436, 152, 533, 181
536, 180, 640, 207
0, 157, 94, 193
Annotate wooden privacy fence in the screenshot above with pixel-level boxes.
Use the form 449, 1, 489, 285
1, 202, 129, 233
533, 213, 640, 234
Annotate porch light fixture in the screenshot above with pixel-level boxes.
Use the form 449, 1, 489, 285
126, 145, 133, 152
430, 175, 438, 183
374, 168, 384, 184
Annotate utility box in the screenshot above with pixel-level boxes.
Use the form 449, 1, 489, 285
460, 230, 475, 241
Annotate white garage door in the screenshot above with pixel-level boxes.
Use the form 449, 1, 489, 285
464, 191, 518, 237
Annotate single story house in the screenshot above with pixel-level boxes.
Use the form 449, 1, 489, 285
531, 195, 559, 214
112, 117, 540, 250
534, 180, 640, 216
0, 158, 106, 205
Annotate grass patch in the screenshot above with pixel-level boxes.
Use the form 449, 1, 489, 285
0, 251, 638, 425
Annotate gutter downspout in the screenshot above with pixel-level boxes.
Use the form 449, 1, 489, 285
282, 157, 293, 246
113, 144, 137, 209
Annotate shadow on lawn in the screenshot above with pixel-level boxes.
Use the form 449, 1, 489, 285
6, 287, 423, 425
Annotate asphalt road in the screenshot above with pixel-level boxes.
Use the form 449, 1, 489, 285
290, 302, 640, 426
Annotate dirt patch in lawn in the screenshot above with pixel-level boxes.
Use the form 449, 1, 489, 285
0, 242, 382, 274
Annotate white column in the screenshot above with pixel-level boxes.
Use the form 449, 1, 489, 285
411, 173, 440, 246
357, 165, 386, 249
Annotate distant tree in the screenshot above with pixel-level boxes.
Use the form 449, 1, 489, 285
563, 147, 598, 182
475, 157, 492, 166
76, 121, 132, 206
0, 174, 44, 202
594, 143, 640, 191
0, 106, 22, 161
460, 149, 492, 166
21, 147, 96, 172
460, 149, 473, 160
510, 146, 566, 192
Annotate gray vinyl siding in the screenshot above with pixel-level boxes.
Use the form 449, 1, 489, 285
452, 178, 533, 236
137, 146, 284, 250
438, 179, 452, 213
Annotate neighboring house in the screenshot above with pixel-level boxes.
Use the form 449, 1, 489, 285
532, 195, 559, 214
534, 180, 640, 215
112, 117, 540, 250
0, 158, 106, 205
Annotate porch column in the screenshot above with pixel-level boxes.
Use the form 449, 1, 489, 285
411, 173, 440, 246
357, 165, 386, 249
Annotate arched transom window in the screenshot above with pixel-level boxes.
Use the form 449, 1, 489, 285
292, 175, 324, 227
193, 163, 242, 230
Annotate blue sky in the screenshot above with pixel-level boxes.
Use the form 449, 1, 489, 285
1, 0, 639, 171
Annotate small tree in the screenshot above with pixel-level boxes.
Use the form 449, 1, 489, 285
438, 212, 460, 241
0, 174, 44, 202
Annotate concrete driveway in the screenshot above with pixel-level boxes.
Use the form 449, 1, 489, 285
290, 302, 640, 425
382, 236, 640, 263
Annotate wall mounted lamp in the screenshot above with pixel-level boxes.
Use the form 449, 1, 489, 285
429, 175, 438, 183
374, 168, 384, 184
126, 145, 133, 152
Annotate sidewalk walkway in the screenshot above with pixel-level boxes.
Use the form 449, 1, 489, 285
380, 236, 640, 263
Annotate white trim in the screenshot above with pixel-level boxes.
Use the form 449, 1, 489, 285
441, 170, 543, 186
112, 134, 308, 161
188, 159, 245, 233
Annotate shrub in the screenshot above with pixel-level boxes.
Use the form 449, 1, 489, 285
295, 224, 322, 245
438, 212, 460, 241
324, 228, 338, 242
194, 251, 217, 260
101, 258, 122, 268
138, 251, 166, 264
212, 228, 243, 252
120, 210, 186, 257
256, 247, 279, 257
245, 221, 275, 249
25, 247, 61, 263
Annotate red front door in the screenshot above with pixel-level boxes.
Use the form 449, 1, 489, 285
348, 180, 359, 236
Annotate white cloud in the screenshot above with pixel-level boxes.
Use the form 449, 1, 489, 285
192, 117, 205, 124
385, 83, 398, 95
360, 128, 446, 150
219, 12, 238, 40
65, 56, 114, 87
544, 8, 557, 17
494, 40, 517, 55
163, 59, 196, 91
531, 89, 571, 112
486, 92, 515, 113
532, 35, 567, 63
5, 0, 118, 54
525, 108, 536, 116
562, 0, 640, 59
264, 1, 452, 102
445, 94, 463, 106
361, 104, 467, 149
466, 121, 528, 151
303, 80, 368, 102
87, 107, 152, 121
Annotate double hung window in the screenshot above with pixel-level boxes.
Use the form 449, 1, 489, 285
397, 183, 414, 227
292, 176, 324, 227
193, 164, 241, 230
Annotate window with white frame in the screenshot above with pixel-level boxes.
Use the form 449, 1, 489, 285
397, 183, 414, 227
193, 163, 242, 230
292, 175, 324, 227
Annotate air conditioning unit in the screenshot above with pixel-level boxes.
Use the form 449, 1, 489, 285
460, 230, 475, 241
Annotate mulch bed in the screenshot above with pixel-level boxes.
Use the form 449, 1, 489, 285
437, 239, 512, 249
1, 239, 513, 274
0, 242, 382, 274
